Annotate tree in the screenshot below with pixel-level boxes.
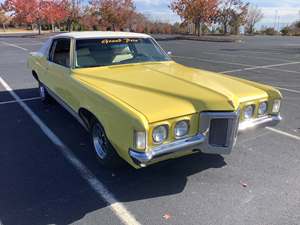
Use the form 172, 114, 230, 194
261, 27, 277, 35
217, 0, 249, 35
3, 0, 69, 34
66, 0, 82, 31
127, 12, 148, 32
170, 0, 219, 36
3, 0, 42, 34
90, 0, 136, 31
43, 0, 70, 32
0, 7, 10, 31
171, 22, 187, 34
79, 6, 99, 30
281, 26, 291, 36
245, 5, 263, 34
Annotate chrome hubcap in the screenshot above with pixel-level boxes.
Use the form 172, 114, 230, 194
39, 85, 45, 98
92, 124, 107, 159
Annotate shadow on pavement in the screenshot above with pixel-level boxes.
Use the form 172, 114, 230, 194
0, 88, 226, 225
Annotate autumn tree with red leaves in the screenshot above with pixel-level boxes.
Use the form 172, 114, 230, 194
3, 0, 69, 34
170, 0, 219, 36
90, 0, 136, 31
44, 0, 70, 32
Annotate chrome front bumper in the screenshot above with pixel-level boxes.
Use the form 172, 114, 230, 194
238, 115, 282, 131
129, 114, 281, 166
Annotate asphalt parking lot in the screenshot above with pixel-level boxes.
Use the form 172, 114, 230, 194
0, 35, 300, 225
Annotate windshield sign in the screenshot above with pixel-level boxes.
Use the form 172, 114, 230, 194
75, 38, 171, 68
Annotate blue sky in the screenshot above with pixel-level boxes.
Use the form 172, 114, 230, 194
134, 0, 300, 28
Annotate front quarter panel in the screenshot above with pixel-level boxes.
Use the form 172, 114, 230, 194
27, 52, 48, 82
27, 38, 53, 82
72, 74, 149, 168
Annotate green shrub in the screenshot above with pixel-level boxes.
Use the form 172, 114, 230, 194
281, 26, 290, 36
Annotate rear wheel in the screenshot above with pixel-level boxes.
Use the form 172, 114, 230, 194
90, 118, 122, 168
39, 83, 52, 103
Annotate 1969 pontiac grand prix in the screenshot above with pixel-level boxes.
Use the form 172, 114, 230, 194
28, 32, 282, 168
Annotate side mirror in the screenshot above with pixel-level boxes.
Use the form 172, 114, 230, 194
167, 51, 172, 56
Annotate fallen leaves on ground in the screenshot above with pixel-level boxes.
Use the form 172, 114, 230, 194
240, 181, 248, 188
163, 213, 171, 220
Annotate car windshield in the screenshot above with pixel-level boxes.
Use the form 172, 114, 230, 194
75, 38, 171, 68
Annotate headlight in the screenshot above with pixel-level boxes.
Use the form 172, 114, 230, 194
272, 99, 281, 113
258, 102, 268, 115
244, 105, 254, 119
134, 131, 146, 150
174, 120, 189, 138
152, 125, 168, 144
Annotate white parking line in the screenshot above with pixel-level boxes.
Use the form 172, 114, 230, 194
276, 87, 300, 94
173, 55, 300, 75
173, 55, 250, 67
220, 61, 300, 74
230, 49, 284, 56
265, 67, 300, 75
0, 41, 28, 51
0, 97, 41, 105
266, 127, 300, 141
17, 42, 43, 46
0, 76, 141, 225
198, 50, 293, 63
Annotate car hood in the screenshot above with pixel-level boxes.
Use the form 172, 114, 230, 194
74, 61, 268, 123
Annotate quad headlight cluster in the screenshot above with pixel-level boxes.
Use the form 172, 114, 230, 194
152, 120, 190, 144
152, 120, 189, 144
134, 120, 190, 150
243, 100, 281, 120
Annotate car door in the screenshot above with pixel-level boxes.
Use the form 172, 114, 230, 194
47, 38, 74, 105
47, 38, 82, 113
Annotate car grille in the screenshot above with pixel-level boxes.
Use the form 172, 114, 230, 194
199, 111, 240, 154
209, 118, 230, 147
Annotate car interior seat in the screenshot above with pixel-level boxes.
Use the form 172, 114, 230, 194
76, 48, 97, 67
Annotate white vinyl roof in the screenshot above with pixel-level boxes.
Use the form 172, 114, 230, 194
53, 31, 151, 39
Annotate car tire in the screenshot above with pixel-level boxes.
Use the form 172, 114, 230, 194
39, 83, 52, 103
90, 118, 123, 168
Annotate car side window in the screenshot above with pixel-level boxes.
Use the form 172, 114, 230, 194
49, 38, 70, 67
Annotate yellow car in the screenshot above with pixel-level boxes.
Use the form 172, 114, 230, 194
28, 31, 282, 168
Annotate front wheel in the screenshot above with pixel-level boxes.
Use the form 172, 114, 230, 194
90, 118, 122, 168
